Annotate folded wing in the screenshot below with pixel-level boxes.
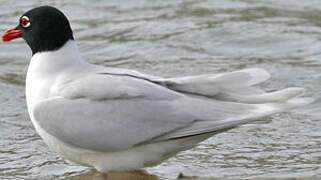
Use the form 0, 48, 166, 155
32, 68, 312, 152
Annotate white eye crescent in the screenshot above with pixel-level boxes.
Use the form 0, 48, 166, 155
21, 16, 30, 28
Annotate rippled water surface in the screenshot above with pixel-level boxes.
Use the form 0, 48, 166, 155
0, 0, 320, 179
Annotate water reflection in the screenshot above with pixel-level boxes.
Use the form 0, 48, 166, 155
66, 170, 158, 180
65, 170, 223, 180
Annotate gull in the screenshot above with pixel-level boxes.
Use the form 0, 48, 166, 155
2, 5, 313, 178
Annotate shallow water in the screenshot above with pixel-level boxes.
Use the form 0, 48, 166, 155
0, 0, 320, 179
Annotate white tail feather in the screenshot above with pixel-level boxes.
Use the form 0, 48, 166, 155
238, 87, 306, 103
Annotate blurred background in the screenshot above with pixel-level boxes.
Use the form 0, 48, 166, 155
0, 0, 320, 179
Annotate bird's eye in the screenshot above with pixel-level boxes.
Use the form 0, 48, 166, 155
21, 16, 30, 28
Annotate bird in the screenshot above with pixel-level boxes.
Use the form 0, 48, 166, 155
2, 5, 313, 178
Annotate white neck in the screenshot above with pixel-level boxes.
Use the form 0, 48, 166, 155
29, 40, 85, 75
26, 40, 86, 111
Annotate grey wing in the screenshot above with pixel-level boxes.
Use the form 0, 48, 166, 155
150, 68, 270, 97
149, 68, 312, 104
33, 69, 312, 152
93, 67, 308, 104
33, 96, 195, 152
33, 93, 311, 152
35, 72, 196, 152
33, 95, 311, 153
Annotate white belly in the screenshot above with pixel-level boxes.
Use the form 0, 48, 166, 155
31, 117, 211, 172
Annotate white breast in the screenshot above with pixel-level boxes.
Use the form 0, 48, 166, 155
24, 40, 90, 167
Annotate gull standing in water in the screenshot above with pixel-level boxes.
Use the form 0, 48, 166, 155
2, 5, 313, 179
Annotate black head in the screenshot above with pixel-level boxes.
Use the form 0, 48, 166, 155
2, 6, 74, 55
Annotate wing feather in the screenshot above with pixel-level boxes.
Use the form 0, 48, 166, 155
32, 67, 312, 152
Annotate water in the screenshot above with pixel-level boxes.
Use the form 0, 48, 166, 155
0, 0, 320, 179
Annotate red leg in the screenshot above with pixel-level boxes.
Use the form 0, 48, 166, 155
101, 172, 108, 180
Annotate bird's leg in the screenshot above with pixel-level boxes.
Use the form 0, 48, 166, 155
101, 172, 108, 180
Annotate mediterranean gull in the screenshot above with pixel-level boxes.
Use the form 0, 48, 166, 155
1, 5, 313, 178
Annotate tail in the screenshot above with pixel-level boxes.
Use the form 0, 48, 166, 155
153, 84, 313, 141
157, 68, 312, 104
